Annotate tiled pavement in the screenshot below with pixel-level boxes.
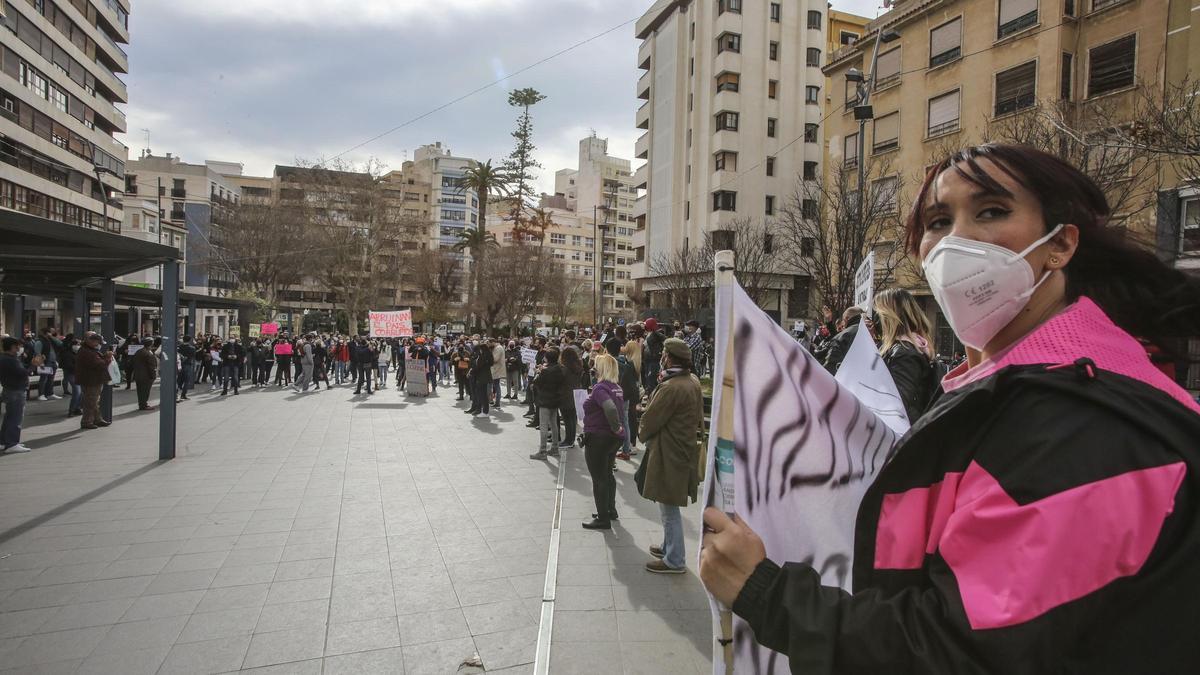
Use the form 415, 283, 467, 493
0, 379, 712, 674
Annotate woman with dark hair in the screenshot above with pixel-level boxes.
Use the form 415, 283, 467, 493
700, 144, 1200, 673
558, 346, 586, 450
873, 288, 937, 423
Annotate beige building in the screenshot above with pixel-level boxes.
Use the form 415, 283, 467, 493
631, 0, 828, 324
0, 0, 130, 331
825, 7, 871, 114
124, 153, 242, 335
553, 134, 639, 320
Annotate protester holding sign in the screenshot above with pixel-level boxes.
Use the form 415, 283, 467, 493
699, 144, 1200, 672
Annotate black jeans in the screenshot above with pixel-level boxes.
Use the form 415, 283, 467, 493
559, 404, 578, 446
584, 433, 621, 521
135, 378, 152, 408
354, 363, 373, 393
472, 375, 489, 414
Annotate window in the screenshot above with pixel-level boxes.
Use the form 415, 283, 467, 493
769, 41, 779, 61
572, 235, 582, 246
928, 89, 961, 135
873, 176, 899, 213
714, 151, 737, 172
689, 93, 693, 111
48, 86, 66, 112
873, 112, 899, 153
550, 233, 566, 244
807, 11, 822, 30
803, 161, 818, 180
1182, 197, 1200, 254
1065, 0, 1077, 17
716, 72, 740, 93
1092, 0, 1124, 10
930, 18, 962, 67
767, 118, 777, 138
844, 133, 859, 168
1061, 53, 1073, 100
718, 0, 741, 14
768, 80, 779, 99
804, 123, 819, 143
998, 0, 1037, 39
806, 85, 820, 104
765, 195, 775, 216
1088, 34, 1136, 98
801, 237, 816, 257
770, 3, 781, 22
685, 201, 690, 219
840, 31, 859, 46
875, 48, 901, 88
711, 230, 735, 250
806, 48, 821, 68
441, 209, 465, 221
715, 111, 739, 131
846, 75, 860, 109
713, 190, 737, 212
766, 157, 775, 177
802, 200, 818, 220
718, 32, 741, 54
690, 57, 694, 76
995, 61, 1037, 115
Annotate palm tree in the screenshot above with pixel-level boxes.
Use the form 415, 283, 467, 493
459, 160, 510, 297
452, 228, 499, 318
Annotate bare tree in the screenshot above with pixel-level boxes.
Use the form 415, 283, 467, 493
701, 217, 787, 307
411, 249, 465, 328
776, 154, 907, 315
475, 245, 557, 333
544, 265, 591, 329
284, 159, 426, 331
218, 200, 312, 312
645, 242, 713, 320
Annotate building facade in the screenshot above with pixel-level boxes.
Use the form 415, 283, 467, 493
631, 0, 827, 324
124, 153, 242, 335
552, 134, 639, 319
405, 142, 480, 250
0, 0, 129, 332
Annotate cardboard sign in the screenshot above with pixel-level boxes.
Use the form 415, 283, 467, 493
405, 359, 428, 396
261, 322, 280, 336
369, 310, 413, 338
248, 324, 261, 338
854, 251, 875, 311
520, 347, 537, 377
229, 326, 241, 340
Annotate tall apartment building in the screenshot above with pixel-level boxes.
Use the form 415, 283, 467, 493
553, 134, 639, 319
124, 153, 242, 335
823, 0, 1179, 356
404, 142, 480, 250
0, 0, 130, 330
631, 0, 827, 324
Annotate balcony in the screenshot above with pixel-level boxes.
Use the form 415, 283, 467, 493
713, 51, 740, 80
636, 101, 650, 130
637, 71, 651, 100
638, 40, 652, 70
712, 129, 741, 154
633, 164, 649, 191
631, 226, 646, 249
635, 132, 649, 160
170, 210, 186, 222
171, 188, 186, 198
97, 0, 131, 44
632, 195, 647, 220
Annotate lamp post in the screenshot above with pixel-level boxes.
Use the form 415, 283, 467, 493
845, 28, 901, 233
592, 203, 611, 329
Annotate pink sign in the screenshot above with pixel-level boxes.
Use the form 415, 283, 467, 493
369, 310, 413, 338
261, 322, 280, 335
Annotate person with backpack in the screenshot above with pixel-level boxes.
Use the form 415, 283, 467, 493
873, 288, 940, 424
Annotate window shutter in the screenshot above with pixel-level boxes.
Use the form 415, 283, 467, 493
1088, 35, 1136, 97
930, 19, 961, 58
996, 61, 1036, 113
876, 48, 901, 82
999, 0, 1038, 25
928, 90, 960, 131
844, 134, 858, 162
874, 112, 899, 147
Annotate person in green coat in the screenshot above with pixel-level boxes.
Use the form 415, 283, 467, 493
638, 337, 704, 574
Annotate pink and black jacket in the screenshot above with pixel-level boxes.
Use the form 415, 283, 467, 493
734, 297, 1200, 673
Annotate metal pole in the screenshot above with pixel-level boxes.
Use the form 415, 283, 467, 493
593, 205, 598, 328
100, 279, 115, 422
159, 260, 178, 460
857, 31, 887, 239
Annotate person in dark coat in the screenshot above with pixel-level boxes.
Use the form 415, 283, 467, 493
466, 338, 493, 416
874, 288, 937, 424
219, 338, 245, 396
821, 306, 864, 375
131, 337, 158, 410
75, 333, 112, 429
177, 336, 196, 400
529, 348, 566, 459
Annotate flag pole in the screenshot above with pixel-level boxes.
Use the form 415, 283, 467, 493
712, 249, 736, 674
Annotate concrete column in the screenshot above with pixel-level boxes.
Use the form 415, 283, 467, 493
159, 261, 178, 461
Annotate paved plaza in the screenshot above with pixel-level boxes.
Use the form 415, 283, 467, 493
0, 381, 711, 674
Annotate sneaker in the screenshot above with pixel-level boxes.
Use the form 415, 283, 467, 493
529, 451, 548, 460
37, 395, 49, 401
49, 394, 61, 400
474, 413, 487, 418
3, 444, 31, 453
645, 559, 684, 574
546, 448, 560, 458
616, 452, 631, 461
649, 545, 665, 559
628, 448, 640, 457
95, 420, 111, 427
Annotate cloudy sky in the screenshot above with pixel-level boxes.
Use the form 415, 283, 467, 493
120, 0, 880, 194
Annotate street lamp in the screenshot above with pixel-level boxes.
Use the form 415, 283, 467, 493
847, 28, 901, 233
592, 203, 611, 329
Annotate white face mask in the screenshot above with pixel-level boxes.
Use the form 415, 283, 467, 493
922, 224, 1063, 351
71, 345, 81, 353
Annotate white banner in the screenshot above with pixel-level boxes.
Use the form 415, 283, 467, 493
835, 317, 911, 434
700, 283, 901, 674
369, 310, 413, 338
854, 251, 875, 311
521, 347, 538, 377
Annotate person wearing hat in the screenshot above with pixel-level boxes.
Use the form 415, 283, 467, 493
131, 337, 159, 410
638, 336, 703, 574
76, 332, 113, 429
